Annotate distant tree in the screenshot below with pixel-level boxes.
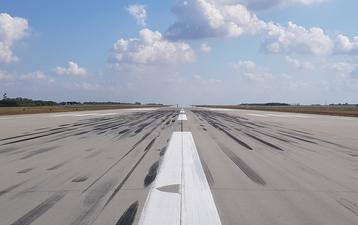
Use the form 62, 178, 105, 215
2, 93, 7, 100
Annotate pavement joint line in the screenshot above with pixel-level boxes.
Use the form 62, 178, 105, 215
138, 131, 222, 225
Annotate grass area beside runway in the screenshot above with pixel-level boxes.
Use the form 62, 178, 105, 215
0, 104, 164, 116
197, 105, 358, 117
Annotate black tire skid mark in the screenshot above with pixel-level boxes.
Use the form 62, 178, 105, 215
279, 132, 317, 144
70, 181, 115, 225
243, 132, 283, 151
10, 192, 65, 225
194, 110, 313, 149
0, 110, 174, 146
0, 126, 76, 142
0, 181, 27, 197
144, 160, 160, 187
0, 146, 20, 154
103, 137, 157, 208
192, 111, 266, 185
72, 176, 89, 183
249, 129, 293, 144
19, 146, 59, 160
115, 201, 139, 225
17, 168, 34, 174
220, 146, 266, 186
210, 123, 253, 151
47, 161, 68, 171
337, 198, 358, 216
1, 129, 76, 146
218, 126, 252, 150
81, 111, 172, 193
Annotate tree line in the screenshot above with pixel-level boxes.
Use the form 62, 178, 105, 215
0, 93, 151, 107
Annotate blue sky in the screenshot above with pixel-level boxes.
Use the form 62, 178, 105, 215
1, 0, 358, 104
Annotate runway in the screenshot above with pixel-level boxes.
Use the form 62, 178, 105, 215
0, 107, 358, 225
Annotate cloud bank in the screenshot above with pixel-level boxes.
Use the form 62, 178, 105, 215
166, 0, 357, 57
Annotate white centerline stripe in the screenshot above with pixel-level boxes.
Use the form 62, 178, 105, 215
139, 132, 182, 225
138, 132, 222, 225
178, 114, 188, 121
181, 132, 222, 225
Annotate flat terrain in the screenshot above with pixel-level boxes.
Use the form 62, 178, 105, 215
200, 105, 358, 117
0, 104, 161, 116
0, 107, 358, 225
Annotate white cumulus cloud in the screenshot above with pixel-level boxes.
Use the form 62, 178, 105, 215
109, 28, 194, 66
233, 60, 274, 81
54, 61, 87, 77
166, 0, 267, 40
0, 13, 29, 63
262, 22, 333, 55
127, 4, 147, 27
237, 0, 327, 10
334, 35, 358, 54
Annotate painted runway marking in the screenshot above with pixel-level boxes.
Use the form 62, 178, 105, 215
178, 114, 188, 121
247, 113, 311, 118
49, 113, 96, 117
0, 116, 37, 120
0, 108, 157, 120
181, 132, 222, 225
49, 112, 119, 118
205, 108, 234, 111
247, 113, 267, 117
138, 132, 182, 225
266, 113, 312, 118
180, 107, 185, 114
139, 132, 222, 225
124, 108, 157, 111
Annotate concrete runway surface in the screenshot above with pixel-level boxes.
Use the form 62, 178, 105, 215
0, 107, 358, 225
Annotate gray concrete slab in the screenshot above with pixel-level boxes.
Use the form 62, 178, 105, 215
0, 107, 357, 225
